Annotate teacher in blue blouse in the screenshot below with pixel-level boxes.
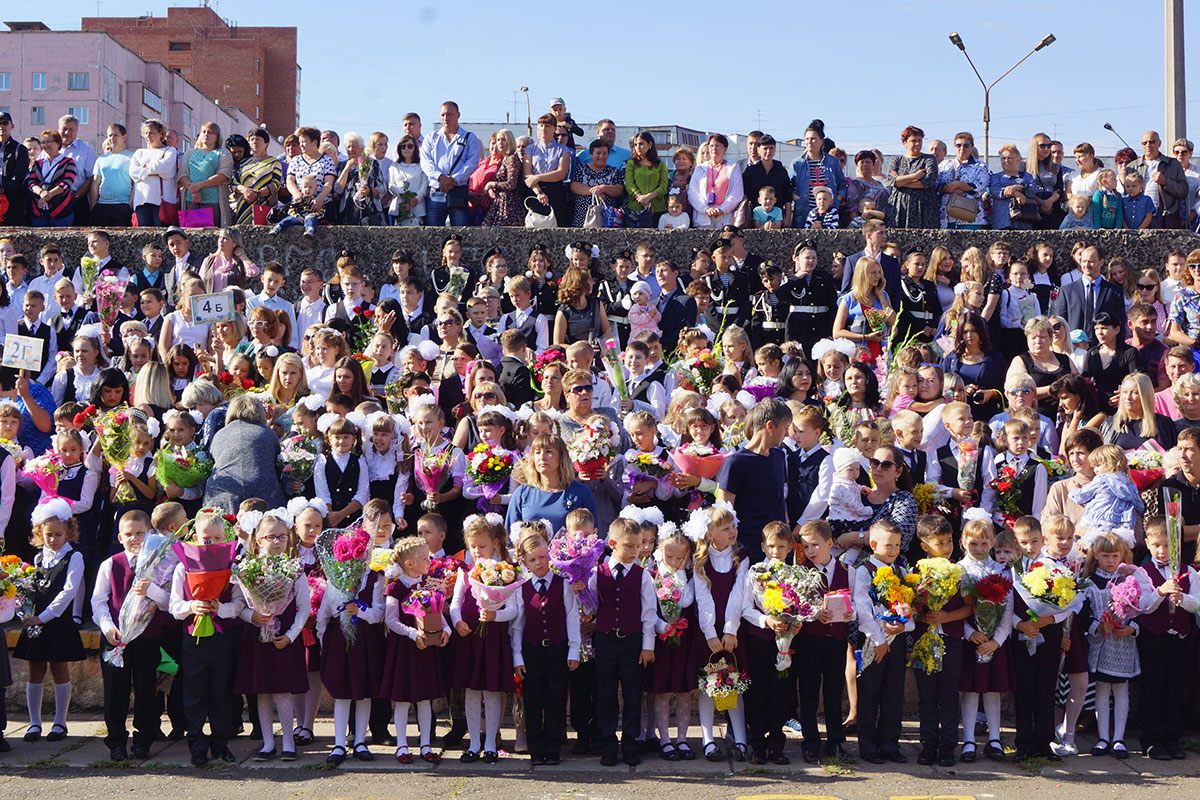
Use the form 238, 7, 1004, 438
505, 433, 596, 536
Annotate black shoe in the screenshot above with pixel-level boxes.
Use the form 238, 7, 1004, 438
960, 743, 977, 763
214, 749, 236, 763
1013, 749, 1036, 763
863, 752, 885, 764
985, 740, 1006, 761
372, 733, 397, 747
460, 749, 479, 763
917, 750, 936, 766
600, 750, 619, 766
802, 744, 820, 764
443, 718, 467, 749
352, 742, 374, 761
730, 743, 747, 763
749, 748, 767, 765
109, 746, 128, 762
884, 750, 907, 764
660, 743, 680, 761
190, 751, 208, 767
704, 742, 722, 762
1041, 748, 1062, 762
1091, 739, 1111, 757
571, 737, 590, 756
769, 751, 790, 765
1168, 742, 1187, 759
23, 726, 41, 743
0, 736, 11, 753
546, 753, 561, 765
677, 742, 696, 760
326, 746, 346, 765
939, 751, 956, 767
482, 750, 498, 764
1112, 741, 1130, 760
253, 749, 275, 762
623, 748, 640, 766
46, 724, 67, 742
131, 743, 150, 760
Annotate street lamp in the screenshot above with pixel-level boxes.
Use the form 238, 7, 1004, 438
519, 86, 531, 137
948, 31, 1055, 164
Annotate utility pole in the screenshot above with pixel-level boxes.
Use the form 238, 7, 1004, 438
1166, 0, 1186, 143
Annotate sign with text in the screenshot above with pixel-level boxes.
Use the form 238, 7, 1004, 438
1, 334, 43, 372
190, 291, 236, 325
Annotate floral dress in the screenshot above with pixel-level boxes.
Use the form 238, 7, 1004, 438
337, 158, 387, 226
1169, 286, 1200, 341
571, 162, 625, 227
885, 153, 940, 229
844, 177, 889, 222
482, 155, 523, 227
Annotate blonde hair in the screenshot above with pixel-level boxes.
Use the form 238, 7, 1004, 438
463, 514, 509, 562
1111, 373, 1158, 439
265, 352, 310, 404
1084, 532, 1131, 577
523, 433, 576, 491
516, 531, 549, 559
664, 390, 704, 436
31, 514, 80, 547
1088, 444, 1129, 476
961, 517, 995, 544
851, 257, 885, 307
692, 505, 739, 588
959, 246, 988, 284
391, 535, 428, 568
1041, 514, 1074, 542
132, 361, 172, 408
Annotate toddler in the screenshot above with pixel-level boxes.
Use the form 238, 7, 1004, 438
1091, 169, 1123, 229
752, 186, 783, 230
1067, 445, 1144, 549
805, 186, 839, 229
1058, 194, 1092, 230
271, 174, 324, 239
658, 190, 690, 230
627, 280, 661, 341
827, 448, 873, 548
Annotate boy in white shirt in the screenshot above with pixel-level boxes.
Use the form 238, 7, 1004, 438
28, 245, 82, 320
246, 262, 299, 348
498, 275, 549, 352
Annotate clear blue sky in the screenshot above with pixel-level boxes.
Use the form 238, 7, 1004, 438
15, 0, 1200, 157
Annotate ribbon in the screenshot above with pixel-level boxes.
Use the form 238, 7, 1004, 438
658, 617, 690, 645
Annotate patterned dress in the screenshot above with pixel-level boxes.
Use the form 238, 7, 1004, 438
230, 156, 283, 225
571, 162, 625, 227
1169, 286, 1200, 341
482, 155, 524, 227
885, 153, 940, 229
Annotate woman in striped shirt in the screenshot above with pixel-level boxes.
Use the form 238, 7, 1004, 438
26, 131, 77, 227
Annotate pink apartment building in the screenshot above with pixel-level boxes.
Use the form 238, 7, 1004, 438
0, 22, 268, 153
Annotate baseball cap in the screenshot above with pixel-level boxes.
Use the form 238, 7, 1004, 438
549, 97, 565, 108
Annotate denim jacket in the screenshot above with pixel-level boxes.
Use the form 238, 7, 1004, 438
789, 153, 847, 227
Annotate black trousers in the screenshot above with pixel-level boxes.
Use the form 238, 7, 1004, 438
1137, 632, 1190, 749
569, 659, 599, 741
91, 202, 132, 227
523, 641, 569, 759
744, 632, 788, 753
101, 635, 161, 749
182, 629, 236, 756
1012, 622, 1063, 754
856, 638, 906, 758
797, 634, 847, 747
593, 632, 642, 751
913, 635, 964, 752
157, 623, 186, 732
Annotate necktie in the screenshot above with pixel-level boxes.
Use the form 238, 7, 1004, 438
1083, 281, 1094, 332
129, 554, 137, 573
615, 563, 626, 581
537, 579, 548, 596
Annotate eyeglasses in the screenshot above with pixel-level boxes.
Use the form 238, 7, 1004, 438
258, 534, 289, 543
1138, 283, 1158, 291
474, 391, 497, 401
868, 458, 897, 470
954, 142, 972, 148
568, 384, 594, 394
1007, 387, 1034, 396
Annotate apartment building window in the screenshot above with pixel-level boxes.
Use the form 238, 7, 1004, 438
182, 105, 192, 132
32, 73, 45, 91
142, 87, 162, 115
67, 72, 89, 91
169, 41, 191, 52
256, 82, 260, 97
0, 74, 10, 92
66, 107, 89, 125
30, 107, 44, 126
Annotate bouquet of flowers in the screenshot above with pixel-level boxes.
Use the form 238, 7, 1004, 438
414, 443, 456, 511
427, 554, 462, 597
674, 349, 725, 396
1126, 448, 1165, 492
465, 443, 516, 512
530, 348, 567, 398
860, 564, 915, 671
348, 305, 377, 356
988, 462, 1027, 528
94, 406, 139, 503
1015, 560, 1085, 653
600, 339, 629, 400
80, 255, 100, 295
1034, 455, 1070, 486
626, 450, 673, 493
1102, 566, 1143, 633
741, 376, 779, 403
401, 588, 446, 634
369, 547, 392, 574
390, 176, 417, 223
445, 266, 470, 300
969, 572, 1013, 663
654, 567, 689, 647
750, 559, 825, 672
671, 442, 726, 480
0, 555, 35, 631
102, 532, 179, 666
155, 443, 214, 490
279, 434, 320, 486
356, 155, 373, 185
24, 451, 66, 497
0, 437, 24, 467
232, 552, 303, 643
316, 527, 372, 647
467, 558, 526, 637
212, 370, 255, 399
303, 573, 326, 649
383, 381, 406, 415
94, 274, 126, 328
172, 514, 239, 642
911, 482, 950, 515
956, 439, 982, 502
907, 558, 965, 674
699, 655, 751, 712
548, 528, 605, 609
567, 418, 618, 481
864, 308, 890, 340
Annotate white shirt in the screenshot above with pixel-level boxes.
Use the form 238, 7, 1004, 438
295, 296, 327, 345
980, 451, 1047, 524
51, 365, 100, 406
509, 572, 582, 666
90, 549, 171, 637
306, 364, 334, 400
236, 573, 310, 644
1142, 156, 1163, 210
626, 368, 667, 420
498, 306, 549, 352
35, 544, 85, 623
651, 568, 695, 636
47, 462, 98, 515
29, 270, 84, 319
585, 556, 658, 650
314, 451, 370, 512
694, 545, 749, 642
315, 570, 384, 640
0, 453, 13, 536
169, 560, 245, 621
795, 444, 835, 525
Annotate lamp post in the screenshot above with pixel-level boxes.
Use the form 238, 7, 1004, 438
948, 31, 1055, 164
519, 86, 532, 137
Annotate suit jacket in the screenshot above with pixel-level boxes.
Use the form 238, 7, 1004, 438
497, 356, 532, 408
1050, 277, 1126, 344
1127, 153, 1189, 222
656, 286, 698, 357
0, 138, 29, 226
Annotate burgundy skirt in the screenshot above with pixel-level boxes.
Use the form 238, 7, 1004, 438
448, 620, 515, 693
647, 607, 698, 694
235, 622, 308, 695
321, 619, 384, 700
379, 630, 446, 703
1062, 620, 1089, 674
959, 639, 1014, 693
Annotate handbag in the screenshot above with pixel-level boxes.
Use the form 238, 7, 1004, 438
524, 196, 556, 228
1009, 194, 1040, 225
251, 204, 272, 225
733, 197, 752, 228
178, 206, 215, 228
583, 193, 606, 229
945, 166, 980, 222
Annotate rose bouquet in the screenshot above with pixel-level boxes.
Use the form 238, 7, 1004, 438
750, 559, 825, 672
414, 443, 456, 511
303, 573, 326, 649
103, 532, 179, 666
348, 305, 377, 356
1126, 448, 1165, 492
212, 370, 255, 399
600, 339, 629, 400
1165, 486, 1183, 578
671, 441, 726, 479
23, 451, 65, 497
445, 266, 470, 301
316, 526, 373, 647
401, 588, 446, 634
1015, 560, 1085, 653
94, 275, 126, 328
467, 558, 526, 637
155, 443, 214, 490
988, 462, 1027, 528
956, 439, 981, 502
699, 655, 751, 712
567, 418, 618, 481
466, 443, 516, 512
654, 567, 689, 647
969, 571, 1013, 663
232, 552, 303, 643
279, 434, 320, 487
907, 557, 965, 674
548, 528, 605, 611
94, 406, 139, 503
674, 349, 725, 396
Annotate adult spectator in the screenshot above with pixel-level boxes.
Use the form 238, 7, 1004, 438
467, 132, 504, 223
575, 119, 629, 169
277, 134, 301, 189
402, 113, 423, 144
25, 130, 77, 227
1070, 142, 1104, 199
624, 132, 668, 228
1008, 316, 1075, 418
885, 125, 939, 229
1172, 373, 1200, 436
1050, 374, 1107, 452
548, 98, 583, 139
1155, 346, 1196, 419
790, 124, 846, 228
198, 228, 258, 293
937, 131, 989, 229
481, 130, 523, 227
988, 143, 1036, 230
553, 266, 610, 346
0, 367, 54, 459
569, 140, 625, 227
285, 127, 336, 220
1050, 140, 1076, 183
0, 112, 28, 225
506, 433, 597, 534
88, 123, 133, 227
1172, 139, 1200, 229
654, 259, 697, 356
927, 139, 947, 164
717, 398, 791, 559
1128, 300, 1169, 389
844, 150, 888, 226
1113, 147, 1138, 191
837, 444, 919, 561
387, 135, 428, 226
1128, 131, 1188, 227
180, 122, 232, 226
523, 114, 573, 227
58, 114, 96, 226
688, 133, 743, 229
734, 130, 762, 173
1168, 250, 1200, 348
203, 394, 286, 512
988, 372, 1059, 451
420, 101, 482, 227
1161, 427, 1200, 564
1044, 428, 1105, 526
668, 147, 696, 218
842, 220, 902, 301
333, 132, 387, 226
941, 311, 1006, 421
1082, 311, 1140, 412
129, 120, 178, 229
1100, 373, 1176, 450
741, 135, 793, 227
228, 127, 282, 226
1052, 244, 1125, 345
1027, 133, 1067, 229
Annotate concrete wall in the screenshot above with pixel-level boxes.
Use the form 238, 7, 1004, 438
0, 226, 1197, 292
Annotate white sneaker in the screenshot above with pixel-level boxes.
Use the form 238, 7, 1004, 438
1050, 739, 1078, 756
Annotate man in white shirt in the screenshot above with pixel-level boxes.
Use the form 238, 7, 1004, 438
419, 101, 481, 227
59, 115, 96, 226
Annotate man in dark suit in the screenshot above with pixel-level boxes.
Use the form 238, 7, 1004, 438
1050, 244, 1125, 344
0, 112, 29, 226
654, 259, 697, 357
497, 329, 533, 408
842, 219, 901, 302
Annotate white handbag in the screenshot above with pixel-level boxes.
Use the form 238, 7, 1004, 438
524, 196, 557, 229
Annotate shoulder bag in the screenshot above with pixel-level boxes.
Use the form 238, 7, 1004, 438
945, 164, 980, 222
524, 196, 556, 228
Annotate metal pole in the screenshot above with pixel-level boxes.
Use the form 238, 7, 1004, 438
1166, 0, 1186, 143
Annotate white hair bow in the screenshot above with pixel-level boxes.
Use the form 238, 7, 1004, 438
681, 508, 710, 544
144, 417, 161, 438
31, 497, 72, 526
962, 507, 991, 524
287, 497, 329, 518
416, 340, 441, 362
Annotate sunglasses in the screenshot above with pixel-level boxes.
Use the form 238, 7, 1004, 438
436, 319, 456, 327
1138, 283, 1157, 290
1189, 263, 1200, 270
1007, 387, 1034, 395
1051, 322, 1065, 331
400, 144, 416, 150
868, 458, 897, 470
1038, 143, 1052, 149
568, 384, 594, 394
474, 391, 497, 401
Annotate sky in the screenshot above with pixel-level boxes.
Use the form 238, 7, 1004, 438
11, 0, 1200, 159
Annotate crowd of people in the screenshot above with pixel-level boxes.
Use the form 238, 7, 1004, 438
0, 99, 1199, 775
3, 99, 1200, 232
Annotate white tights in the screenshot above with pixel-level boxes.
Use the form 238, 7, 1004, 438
293, 672, 322, 732
698, 693, 745, 746
1095, 682, 1130, 744
393, 700, 433, 751
960, 691, 1001, 744
332, 698, 369, 749
654, 692, 692, 744
258, 694, 296, 752
465, 689, 503, 753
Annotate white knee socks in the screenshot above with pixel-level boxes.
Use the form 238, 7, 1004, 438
698, 693, 745, 746
394, 702, 411, 751
674, 692, 691, 743
353, 698, 369, 746
983, 692, 1002, 743
258, 695, 276, 751
483, 692, 502, 753
417, 700, 432, 748
53, 682, 70, 728
960, 692, 978, 744
1095, 682, 1112, 743
26, 682, 43, 728
333, 699, 350, 748
1112, 683, 1129, 743
275, 694, 295, 751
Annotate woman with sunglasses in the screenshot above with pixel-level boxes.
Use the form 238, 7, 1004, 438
987, 372, 1059, 454
1008, 317, 1077, 418
835, 445, 918, 558
451, 375, 507, 454
1167, 248, 1200, 348
1133, 268, 1170, 337
386, 134, 428, 226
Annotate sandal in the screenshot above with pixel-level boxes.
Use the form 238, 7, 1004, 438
46, 724, 68, 742
704, 742, 722, 762
960, 742, 977, 763
23, 725, 42, 743
1091, 739, 1111, 757
326, 745, 347, 765
421, 746, 440, 764
294, 727, 314, 746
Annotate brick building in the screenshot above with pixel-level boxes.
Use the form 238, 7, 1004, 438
81, 5, 298, 139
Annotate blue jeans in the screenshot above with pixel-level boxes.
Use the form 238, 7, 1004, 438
273, 214, 318, 235
426, 192, 471, 227
30, 211, 74, 228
